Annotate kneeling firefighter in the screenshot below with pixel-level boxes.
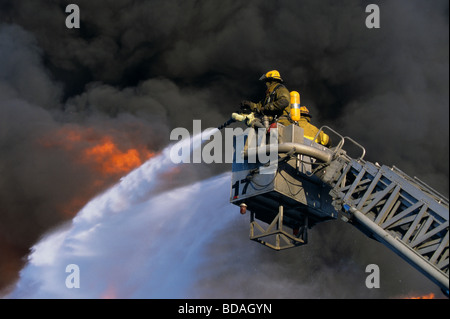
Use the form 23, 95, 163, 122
240, 70, 292, 127
290, 92, 330, 147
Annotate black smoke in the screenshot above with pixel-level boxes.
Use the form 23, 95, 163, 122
0, 0, 448, 296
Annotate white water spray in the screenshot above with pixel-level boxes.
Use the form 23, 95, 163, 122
9, 130, 239, 298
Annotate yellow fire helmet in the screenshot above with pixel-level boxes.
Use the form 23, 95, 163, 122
259, 70, 283, 82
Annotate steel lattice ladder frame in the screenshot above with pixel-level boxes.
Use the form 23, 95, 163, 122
328, 155, 449, 294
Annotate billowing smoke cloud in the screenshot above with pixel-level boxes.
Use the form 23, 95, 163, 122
0, 0, 448, 296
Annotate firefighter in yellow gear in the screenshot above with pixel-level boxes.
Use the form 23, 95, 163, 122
289, 91, 330, 147
240, 70, 292, 126
297, 106, 330, 147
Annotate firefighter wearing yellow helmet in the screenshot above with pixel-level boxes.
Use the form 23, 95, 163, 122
240, 70, 292, 126
297, 105, 331, 147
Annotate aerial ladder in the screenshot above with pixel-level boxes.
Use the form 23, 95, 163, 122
228, 118, 449, 296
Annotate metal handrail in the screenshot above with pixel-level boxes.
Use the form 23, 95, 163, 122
343, 136, 366, 161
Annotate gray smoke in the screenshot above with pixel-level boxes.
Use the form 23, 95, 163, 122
0, 0, 448, 296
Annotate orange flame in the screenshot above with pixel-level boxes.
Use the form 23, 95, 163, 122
37, 126, 155, 217
406, 293, 435, 299
83, 137, 148, 175
39, 126, 154, 176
